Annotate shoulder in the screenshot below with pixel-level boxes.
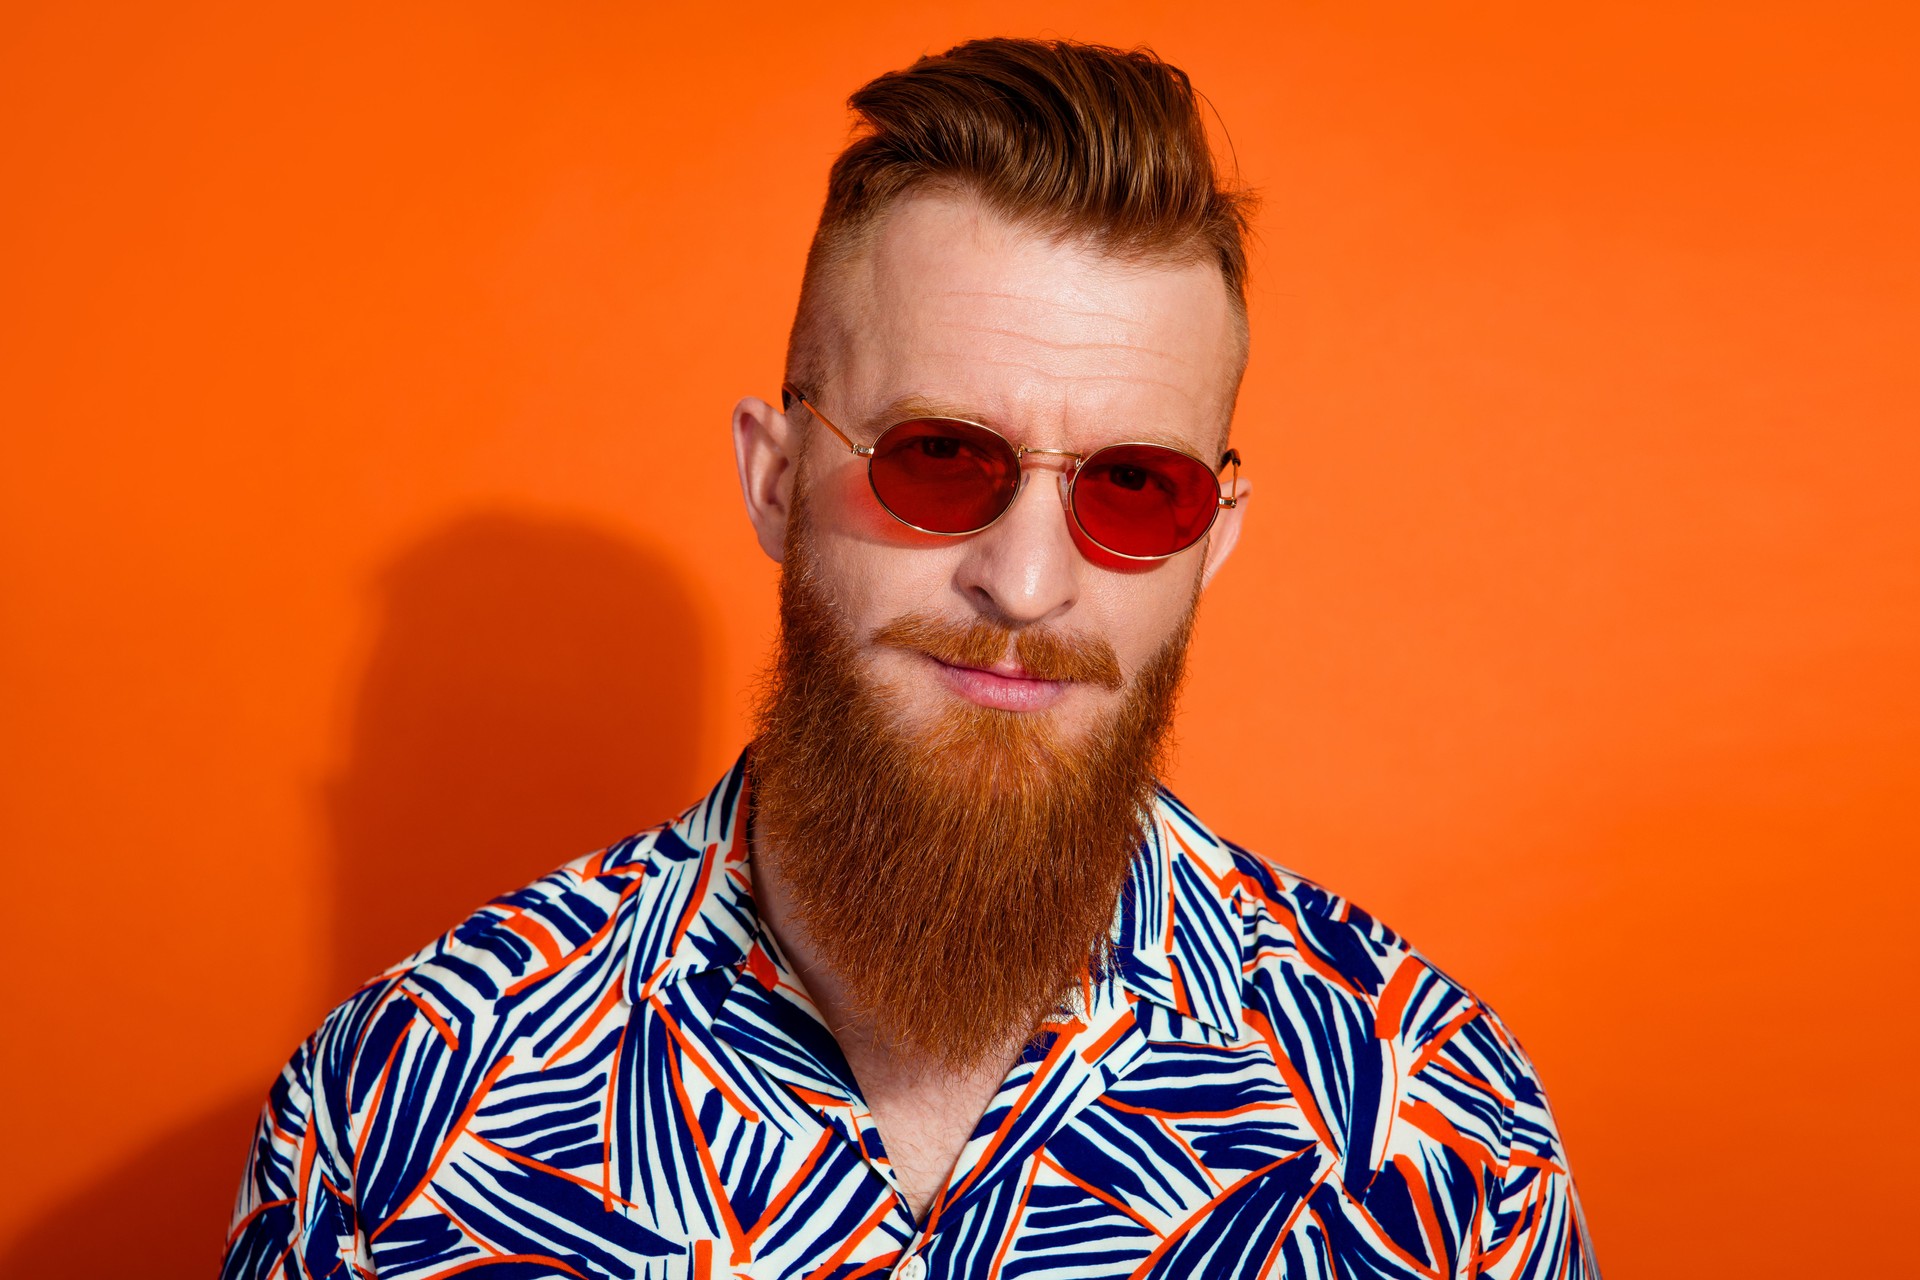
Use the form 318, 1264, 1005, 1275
290, 758, 753, 1121
1161, 793, 1554, 1174
294, 815, 707, 1114
1241, 842, 1541, 1079
1152, 795, 1599, 1280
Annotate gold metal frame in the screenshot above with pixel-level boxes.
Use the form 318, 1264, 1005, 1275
780, 384, 1241, 562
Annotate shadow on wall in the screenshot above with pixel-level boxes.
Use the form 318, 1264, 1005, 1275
0, 510, 710, 1278
325, 509, 709, 996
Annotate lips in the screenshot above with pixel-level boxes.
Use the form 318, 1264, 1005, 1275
974, 659, 1045, 681
927, 654, 1071, 711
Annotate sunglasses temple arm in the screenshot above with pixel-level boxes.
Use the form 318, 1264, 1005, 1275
781, 383, 867, 456
1216, 448, 1242, 509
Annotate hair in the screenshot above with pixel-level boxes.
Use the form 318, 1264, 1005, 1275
785, 37, 1256, 400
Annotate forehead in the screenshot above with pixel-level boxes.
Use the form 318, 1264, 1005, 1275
826, 192, 1240, 453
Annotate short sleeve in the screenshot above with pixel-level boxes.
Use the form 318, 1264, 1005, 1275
1475, 1020, 1601, 1279
220, 1036, 369, 1280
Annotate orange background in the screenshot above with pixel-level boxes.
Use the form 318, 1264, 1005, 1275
3, 3, 1915, 1275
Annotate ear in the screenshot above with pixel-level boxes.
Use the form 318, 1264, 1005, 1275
732, 394, 801, 563
1198, 473, 1251, 589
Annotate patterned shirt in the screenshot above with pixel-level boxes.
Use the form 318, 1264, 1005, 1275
224, 753, 1598, 1279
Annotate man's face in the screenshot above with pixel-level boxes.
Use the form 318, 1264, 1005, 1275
739, 191, 1249, 741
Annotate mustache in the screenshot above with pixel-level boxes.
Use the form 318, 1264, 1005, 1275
870, 613, 1124, 690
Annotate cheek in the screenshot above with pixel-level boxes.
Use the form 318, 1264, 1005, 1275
806, 523, 965, 640
1088, 567, 1205, 673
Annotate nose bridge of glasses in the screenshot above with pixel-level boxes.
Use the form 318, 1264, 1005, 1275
1014, 444, 1084, 476
1007, 445, 1082, 510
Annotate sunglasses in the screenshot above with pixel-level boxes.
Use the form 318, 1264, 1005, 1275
781, 384, 1241, 561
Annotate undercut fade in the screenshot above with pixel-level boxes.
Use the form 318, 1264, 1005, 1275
784, 37, 1257, 401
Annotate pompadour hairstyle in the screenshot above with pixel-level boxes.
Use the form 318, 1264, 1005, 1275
785, 37, 1256, 396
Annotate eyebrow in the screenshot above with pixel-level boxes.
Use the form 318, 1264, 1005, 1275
858, 391, 1210, 458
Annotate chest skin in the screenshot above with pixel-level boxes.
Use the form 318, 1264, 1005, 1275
840, 1035, 1012, 1223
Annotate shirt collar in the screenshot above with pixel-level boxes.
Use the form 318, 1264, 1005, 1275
621, 750, 1247, 1036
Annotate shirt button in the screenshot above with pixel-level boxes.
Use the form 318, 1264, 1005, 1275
894, 1255, 927, 1280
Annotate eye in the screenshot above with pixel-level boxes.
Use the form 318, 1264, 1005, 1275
1106, 464, 1149, 492
918, 436, 961, 460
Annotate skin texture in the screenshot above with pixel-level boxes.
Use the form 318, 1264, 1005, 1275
730, 191, 1253, 1220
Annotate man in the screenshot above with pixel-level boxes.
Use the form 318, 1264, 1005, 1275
225, 38, 1598, 1279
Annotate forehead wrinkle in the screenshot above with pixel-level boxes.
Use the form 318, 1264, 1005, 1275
935, 289, 1151, 325
938, 321, 1195, 366
947, 355, 1195, 399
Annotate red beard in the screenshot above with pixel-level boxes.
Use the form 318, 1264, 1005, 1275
751, 498, 1197, 1071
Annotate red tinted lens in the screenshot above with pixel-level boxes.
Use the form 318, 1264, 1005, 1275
868, 418, 1020, 533
1072, 444, 1221, 557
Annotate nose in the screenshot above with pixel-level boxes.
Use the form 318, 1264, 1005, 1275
950, 463, 1081, 626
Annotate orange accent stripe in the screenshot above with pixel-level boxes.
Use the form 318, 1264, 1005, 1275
648, 995, 761, 1121
942, 1030, 1074, 1208
1394, 1154, 1450, 1277
662, 1032, 749, 1264
1431, 1053, 1516, 1107
1508, 1148, 1569, 1176
505, 876, 646, 997
1166, 953, 1192, 1017
347, 972, 412, 1083
501, 911, 565, 969
1476, 1183, 1533, 1270
1267, 903, 1365, 997
1267, 1166, 1328, 1274
743, 1131, 834, 1245
841, 1252, 902, 1280
1374, 961, 1423, 1040
1306, 1201, 1340, 1271
1260, 1163, 1337, 1273
470, 1133, 636, 1210
1168, 827, 1236, 901
1158, 1114, 1223, 1192
544, 978, 625, 1069
1037, 1151, 1161, 1236
417, 1253, 585, 1278
401, 987, 459, 1051
1411, 1004, 1483, 1073
317, 1171, 356, 1209
1398, 1098, 1497, 1172
1081, 1008, 1136, 1063
1161, 836, 1179, 953
1100, 1098, 1274, 1121
422, 1189, 503, 1256
640, 842, 722, 995
1243, 1006, 1341, 1157
295, 1118, 318, 1215
1508, 1176, 1550, 1270
802, 1196, 895, 1280
987, 1155, 1046, 1279
225, 1197, 294, 1245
